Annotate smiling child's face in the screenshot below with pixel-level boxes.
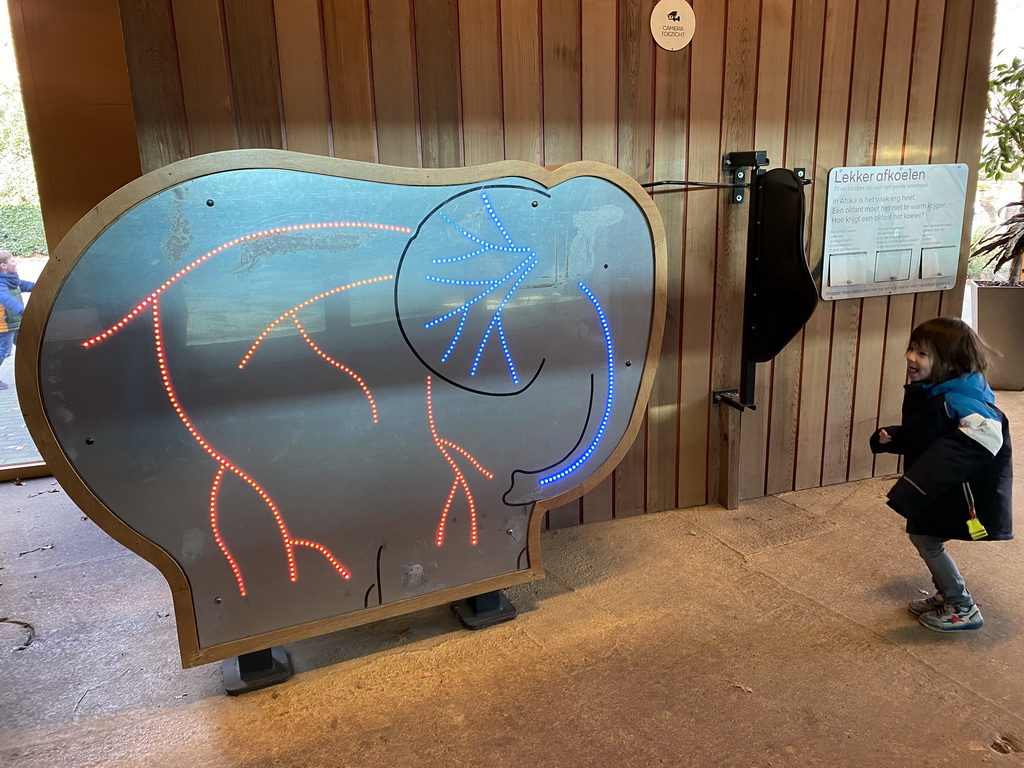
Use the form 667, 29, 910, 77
906, 342, 933, 382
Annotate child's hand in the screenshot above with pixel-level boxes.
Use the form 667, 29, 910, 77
878, 429, 892, 444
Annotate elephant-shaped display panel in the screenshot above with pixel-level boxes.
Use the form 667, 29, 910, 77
26, 153, 664, 664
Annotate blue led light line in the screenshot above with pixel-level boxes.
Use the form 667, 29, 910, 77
539, 282, 615, 486
433, 209, 531, 264
425, 192, 538, 383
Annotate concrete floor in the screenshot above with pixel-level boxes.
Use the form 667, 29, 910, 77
3, 398, 1024, 767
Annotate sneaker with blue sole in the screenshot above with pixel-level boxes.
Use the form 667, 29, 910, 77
919, 602, 984, 632
908, 593, 944, 616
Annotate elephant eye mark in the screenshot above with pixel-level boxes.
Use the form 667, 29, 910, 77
423, 192, 538, 385
426, 375, 494, 547
539, 282, 615, 486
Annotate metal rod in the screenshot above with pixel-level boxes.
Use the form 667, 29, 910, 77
639, 180, 749, 190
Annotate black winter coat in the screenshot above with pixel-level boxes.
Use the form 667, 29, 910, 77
870, 374, 1013, 541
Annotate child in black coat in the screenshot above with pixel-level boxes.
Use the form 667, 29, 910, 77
871, 317, 1012, 632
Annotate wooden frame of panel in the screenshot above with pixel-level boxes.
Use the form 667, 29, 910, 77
16, 149, 667, 667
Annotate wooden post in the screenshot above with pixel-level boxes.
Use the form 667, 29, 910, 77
718, 401, 742, 510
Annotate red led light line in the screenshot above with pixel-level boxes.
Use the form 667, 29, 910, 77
289, 314, 379, 422
153, 299, 351, 594
82, 223, 409, 348
236, 275, 392, 423
210, 465, 246, 595
238, 275, 393, 367
426, 375, 493, 546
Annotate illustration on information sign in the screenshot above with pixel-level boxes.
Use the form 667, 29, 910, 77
20, 151, 666, 666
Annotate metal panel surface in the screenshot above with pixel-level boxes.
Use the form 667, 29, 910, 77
21, 151, 665, 665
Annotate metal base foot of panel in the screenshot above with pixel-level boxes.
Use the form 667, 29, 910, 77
222, 646, 293, 696
452, 590, 518, 630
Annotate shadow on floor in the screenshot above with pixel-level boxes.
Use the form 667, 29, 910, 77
2, 394, 1024, 767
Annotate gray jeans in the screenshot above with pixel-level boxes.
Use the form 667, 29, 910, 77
909, 533, 972, 605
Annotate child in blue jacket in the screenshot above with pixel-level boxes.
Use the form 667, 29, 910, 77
871, 317, 1012, 632
0, 251, 35, 390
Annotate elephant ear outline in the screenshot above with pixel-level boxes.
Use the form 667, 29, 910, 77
394, 183, 552, 397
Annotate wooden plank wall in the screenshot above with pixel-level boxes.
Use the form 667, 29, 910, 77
109, 0, 994, 522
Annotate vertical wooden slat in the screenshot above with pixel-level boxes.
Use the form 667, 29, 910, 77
577, 0, 618, 523
874, 3, 917, 165
458, 0, 503, 165
790, 0, 831, 493
839, 0, 887, 483
581, 0, 617, 166
765, 0, 826, 495
323, 0, 376, 162
930, 1, 972, 165
793, 310, 831, 490
907, 3, 948, 329
616, 0, 653, 183
118, 0, 190, 171
764, 343, 802, 494
224, 0, 283, 149
872, 0, 921, 476
612, 0, 655, 517
848, 295, 888, 480
546, 500, 583, 530
875, 294, 916, 480
170, 0, 237, 154
740, 0, 794, 500
709, 0, 758, 502
368, 0, 419, 167
819, 0, 860, 489
274, 0, 331, 156
500, 0, 542, 164
930, 0, 974, 319
677, 0, 725, 509
820, 300, 859, 485
942, 0, 994, 319
906, 4, 946, 164
541, 0, 582, 166
414, 0, 461, 169
647, 11, 691, 514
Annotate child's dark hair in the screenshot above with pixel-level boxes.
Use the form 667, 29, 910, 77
909, 317, 990, 384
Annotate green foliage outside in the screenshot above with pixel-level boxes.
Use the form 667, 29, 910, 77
0, 203, 44, 254
0, 80, 45, 255
979, 57, 1024, 181
969, 56, 1024, 283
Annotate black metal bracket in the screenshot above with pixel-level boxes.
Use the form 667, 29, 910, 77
222, 646, 293, 695
713, 388, 756, 412
719, 151, 814, 412
723, 151, 769, 204
452, 589, 518, 630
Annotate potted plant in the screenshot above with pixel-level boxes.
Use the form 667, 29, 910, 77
967, 56, 1024, 389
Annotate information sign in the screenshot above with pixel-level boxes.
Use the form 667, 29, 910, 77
821, 164, 968, 300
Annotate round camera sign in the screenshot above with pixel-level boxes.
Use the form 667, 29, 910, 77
650, 1, 695, 51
